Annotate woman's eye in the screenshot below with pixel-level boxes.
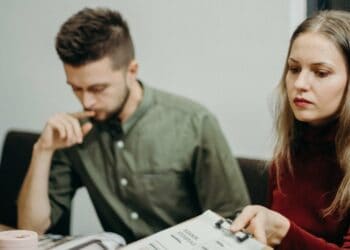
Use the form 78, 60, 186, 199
288, 66, 300, 74
315, 70, 330, 78
72, 87, 81, 92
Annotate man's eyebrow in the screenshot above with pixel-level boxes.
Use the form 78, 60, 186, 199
86, 83, 109, 91
88, 83, 108, 88
66, 82, 109, 88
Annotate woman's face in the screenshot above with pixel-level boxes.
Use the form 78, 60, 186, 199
286, 32, 348, 126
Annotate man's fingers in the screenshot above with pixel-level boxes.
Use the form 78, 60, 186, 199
66, 115, 83, 143
65, 113, 94, 142
59, 117, 75, 142
53, 123, 66, 139
70, 111, 96, 119
81, 122, 93, 136
66, 112, 94, 142
48, 117, 66, 139
44, 112, 94, 147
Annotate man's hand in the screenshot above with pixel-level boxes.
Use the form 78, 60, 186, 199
35, 111, 95, 152
230, 205, 290, 247
17, 111, 95, 233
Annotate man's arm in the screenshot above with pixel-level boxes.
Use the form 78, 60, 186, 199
194, 113, 250, 217
17, 112, 94, 234
17, 145, 54, 233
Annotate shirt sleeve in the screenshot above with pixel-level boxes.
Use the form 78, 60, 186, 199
278, 222, 350, 250
48, 149, 82, 227
193, 113, 250, 218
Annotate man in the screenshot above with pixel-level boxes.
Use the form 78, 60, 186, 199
17, 7, 249, 242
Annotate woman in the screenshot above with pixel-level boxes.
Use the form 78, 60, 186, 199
231, 10, 350, 249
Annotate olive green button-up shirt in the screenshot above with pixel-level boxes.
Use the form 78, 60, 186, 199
49, 83, 250, 242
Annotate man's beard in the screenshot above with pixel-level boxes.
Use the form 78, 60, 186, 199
114, 85, 130, 117
90, 85, 130, 122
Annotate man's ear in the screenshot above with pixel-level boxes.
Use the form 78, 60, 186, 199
128, 60, 138, 78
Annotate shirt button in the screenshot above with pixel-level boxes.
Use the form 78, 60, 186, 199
116, 140, 124, 149
120, 178, 128, 187
130, 212, 139, 220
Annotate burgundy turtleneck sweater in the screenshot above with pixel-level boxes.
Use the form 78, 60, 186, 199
269, 121, 350, 249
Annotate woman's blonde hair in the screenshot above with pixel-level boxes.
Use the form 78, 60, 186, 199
273, 10, 350, 218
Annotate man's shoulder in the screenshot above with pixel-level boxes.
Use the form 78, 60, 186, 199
148, 86, 212, 116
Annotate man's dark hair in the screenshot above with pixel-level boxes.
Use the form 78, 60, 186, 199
55, 7, 135, 69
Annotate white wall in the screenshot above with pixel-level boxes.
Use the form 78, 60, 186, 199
0, 0, 304, 234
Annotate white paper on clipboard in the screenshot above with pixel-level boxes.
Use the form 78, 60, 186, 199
122, 210, 272, 250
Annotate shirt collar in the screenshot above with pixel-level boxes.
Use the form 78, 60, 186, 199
122, 80, 152, 134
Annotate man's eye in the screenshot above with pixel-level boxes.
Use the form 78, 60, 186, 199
91, 86, 106, 93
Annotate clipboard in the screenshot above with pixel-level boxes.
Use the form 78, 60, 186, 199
121, 210, 272, 250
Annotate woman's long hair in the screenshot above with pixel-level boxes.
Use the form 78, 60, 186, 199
273, 10, 350, 218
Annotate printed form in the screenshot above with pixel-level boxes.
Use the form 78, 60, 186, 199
122, 210, 272, 250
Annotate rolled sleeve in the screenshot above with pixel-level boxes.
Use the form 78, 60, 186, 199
49, 149, 81, 226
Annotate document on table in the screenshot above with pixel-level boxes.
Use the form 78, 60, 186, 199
122, 210, 272, 250
38, 232, 126, 249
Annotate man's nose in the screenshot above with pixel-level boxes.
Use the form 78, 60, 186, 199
82, 92, 96, 109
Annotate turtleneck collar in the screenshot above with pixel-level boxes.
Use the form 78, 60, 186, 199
294, 119, 338, 145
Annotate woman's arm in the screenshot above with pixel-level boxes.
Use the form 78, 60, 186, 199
231, 205, 350, 249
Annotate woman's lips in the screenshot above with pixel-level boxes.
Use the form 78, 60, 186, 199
293, 97, 312, 108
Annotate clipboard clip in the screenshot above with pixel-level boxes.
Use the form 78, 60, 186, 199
214, 218, 252, 242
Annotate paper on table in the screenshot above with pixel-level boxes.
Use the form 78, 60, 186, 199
122, 210, 272, 250
38, 232, 125, 249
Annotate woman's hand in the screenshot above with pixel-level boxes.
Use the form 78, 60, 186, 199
230, 205, 290, 247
